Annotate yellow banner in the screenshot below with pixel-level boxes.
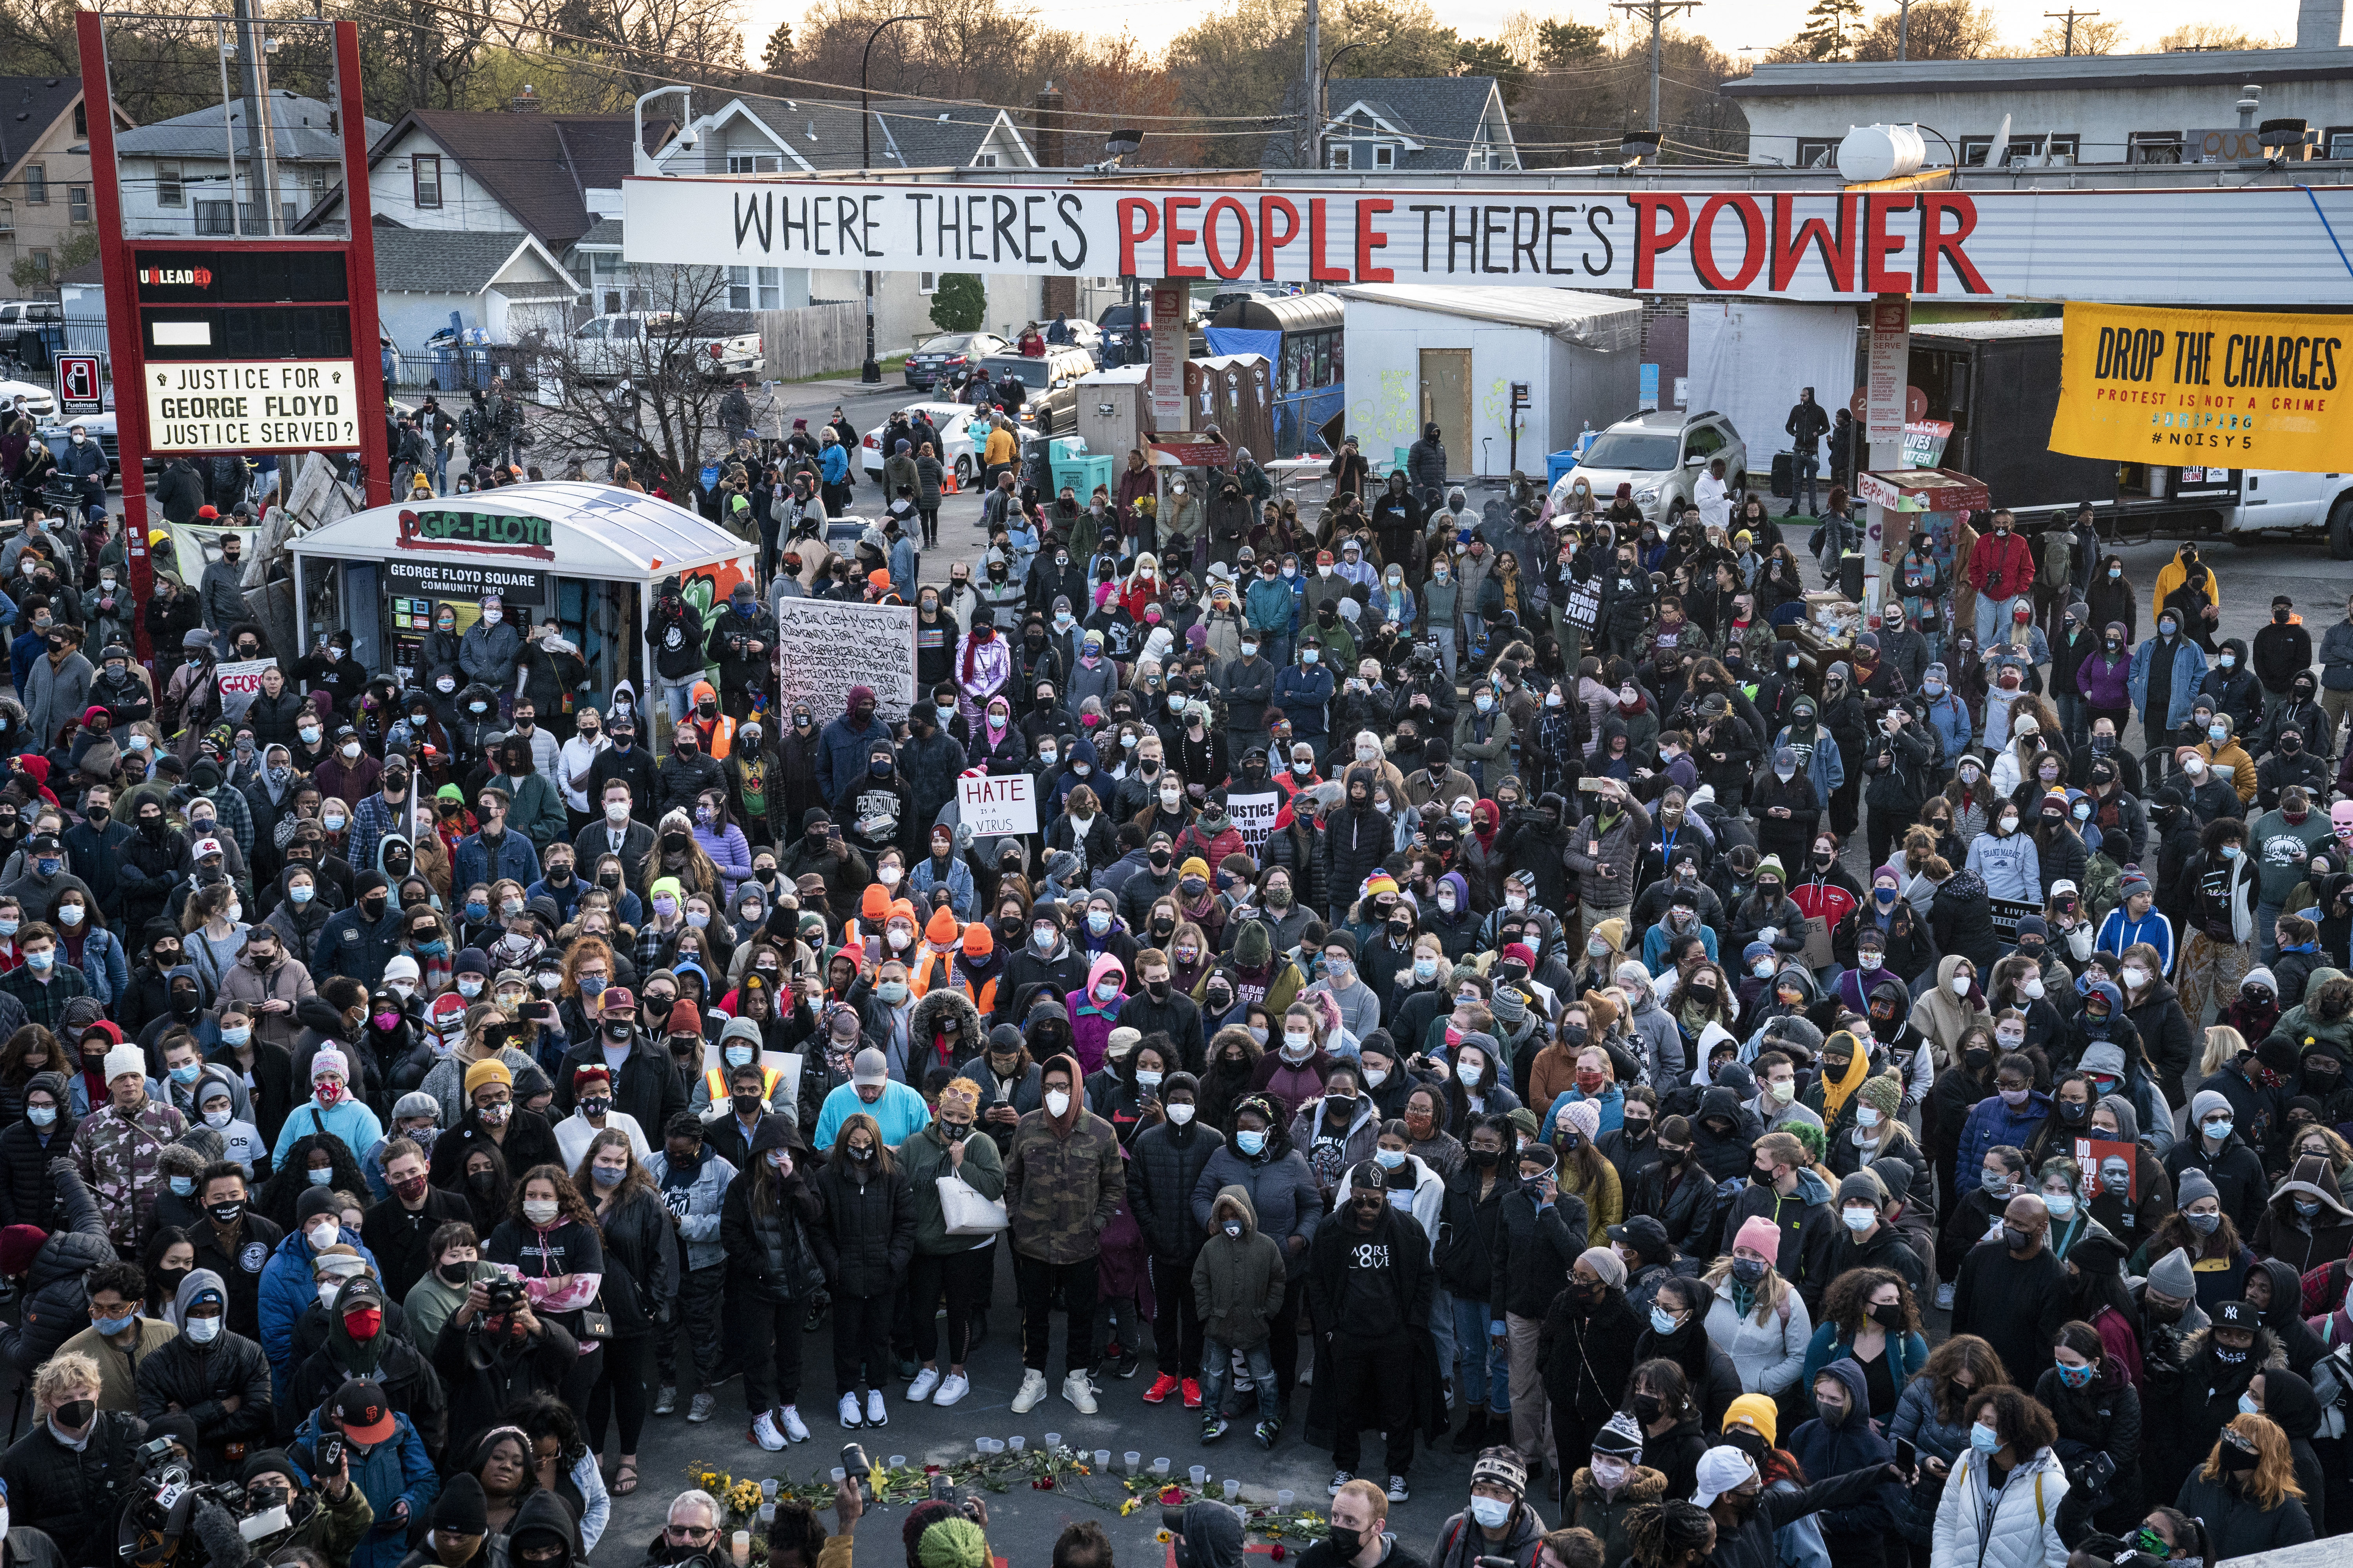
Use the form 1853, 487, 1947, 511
2048, 302, 2348, 472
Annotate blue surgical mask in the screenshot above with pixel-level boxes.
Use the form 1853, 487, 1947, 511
27, 1106, 55, 1127
307, 1168, 334, 1186
290, 885, 315, 905
93, 1313, 135, 1337
220, 1027, 251, 1048
1236, 1130, 1266, 1157
1087, 911, 1111, 935
580, 976, 607, 996
170, 1063, 202, 1085
1375, 1149, 1405, 1169
1969, 1422, 2002, 1455
1413, 958, 1437, 982
1649, 1305, 1681, 1335
464, 901, 488, 921
2238, 1392, 2261, 1415
2187, 1210, 2221, 1234
726, 1045, 754, 1068
169, 1176, 195, 1197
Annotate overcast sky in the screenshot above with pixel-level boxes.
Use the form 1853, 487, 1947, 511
741, 0, 2306, 73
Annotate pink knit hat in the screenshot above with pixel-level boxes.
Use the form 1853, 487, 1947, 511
1558, 1099, 1602, 1143
1733, 1216, 1783, 1260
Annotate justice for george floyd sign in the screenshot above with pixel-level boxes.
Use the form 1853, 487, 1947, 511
624, 178, 2353, 306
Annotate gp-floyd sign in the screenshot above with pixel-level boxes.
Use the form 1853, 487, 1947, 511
145, 359, 358, 451
623, 178, 2353, 305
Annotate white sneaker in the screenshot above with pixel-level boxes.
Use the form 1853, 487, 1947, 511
781, 1405, 811, 1443
1062, 1372, 1098, 1414
866, 1389, 888, 1426
1935, 1282, 1956, 1310
838, 1392, 864, 1428
934, 1372, 970, 1407
1012, 1369, 1049, 1414
752, 1411, 787, 1451
907, 1367, 941, 1403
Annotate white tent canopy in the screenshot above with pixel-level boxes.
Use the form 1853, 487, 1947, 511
288, 481, 749, 581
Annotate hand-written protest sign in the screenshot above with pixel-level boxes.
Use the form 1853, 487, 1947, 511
1227, 788, 1283, 853
958, 772, 1037, 838
215, 657, 278, 723
2074, 1137, 2137, 1202
1560, 576, 1602, 634
773, 598, 917, 723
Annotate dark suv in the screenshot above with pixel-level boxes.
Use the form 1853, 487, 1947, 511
906, 331, 1007, 390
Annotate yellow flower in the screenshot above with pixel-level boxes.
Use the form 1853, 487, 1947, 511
1154, 1531, 1173, 1544
1119, 1499, 1140, 1517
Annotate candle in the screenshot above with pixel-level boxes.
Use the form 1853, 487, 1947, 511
731, 1532, 751, 1566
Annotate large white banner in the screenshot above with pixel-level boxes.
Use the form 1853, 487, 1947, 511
624, 178, 2353, 305
773, 598, 917, 722
144, 360, 360, 451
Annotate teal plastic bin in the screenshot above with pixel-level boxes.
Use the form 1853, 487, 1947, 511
1393, 445, 1411, 477
1050, 435, 1088, 463
1053, 453, 1114, 500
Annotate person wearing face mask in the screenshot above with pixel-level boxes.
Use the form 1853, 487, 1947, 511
2145, 1295, 2276, 1508
130, 1266, 271, 1477
1, 1350, 163, 1563
256, 1185, 384, 1400
309, 868, 407, 989
273, 1047, 385, 1173
1948, 1190, 2071, 1389
2131, 605, 2211, 784
1001, 1053, 1122, 1416
1298, 1159, 1438, 1500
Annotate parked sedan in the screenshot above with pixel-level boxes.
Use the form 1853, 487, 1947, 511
860, 401, 995, 489
904, 331, 1007, 390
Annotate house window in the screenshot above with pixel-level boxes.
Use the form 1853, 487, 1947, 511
195, 199, 233, 235
1966, 134, 2078, 166
975, 153, 999, 167
24, 165, 45, 205
2128, 132, 2184, 164
1796, 138, 1840, 169
157, 160, 184, 207
727, 153, 784, 173
1327, 145, 1352, 169
413, 155, 442, 209
72, 104, 84, 137
920, 272, 938, 294
726, 266, 782, 309
0, 202, 15, 234
1372, 144, 1395, 170
2327, 127, 2353, 158
25, 250, 47, 278
67, 187, 88, 223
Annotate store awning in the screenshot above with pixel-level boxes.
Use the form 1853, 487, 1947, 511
287, 481, 751, 582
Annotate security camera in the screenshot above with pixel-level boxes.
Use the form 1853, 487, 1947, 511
678, 127, 700, 152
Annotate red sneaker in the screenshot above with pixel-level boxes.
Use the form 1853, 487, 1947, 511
1143, 1373, 1181, 1404
1182, 1378, 1203, 1409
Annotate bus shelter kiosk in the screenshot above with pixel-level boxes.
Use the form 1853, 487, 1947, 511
285, 482, 756, 739
1855, 466, 1991, 617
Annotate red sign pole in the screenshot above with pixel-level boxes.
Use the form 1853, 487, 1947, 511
333, 19, 392, 512
75, 9, 153, 669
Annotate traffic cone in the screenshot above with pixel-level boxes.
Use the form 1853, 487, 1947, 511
941, 466, 959, 496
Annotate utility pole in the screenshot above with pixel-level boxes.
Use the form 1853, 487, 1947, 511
230, 0, 280, 234
1303, 0, 1319, 171
2041, 5, 2099, 53
1610, 0, 1702, 143
858, 12, 930, 386
1896, 0, 1913, 57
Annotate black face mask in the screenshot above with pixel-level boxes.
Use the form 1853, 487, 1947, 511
207, 1201, 244, 1226
1467, 1147, 1499, 1168
438, 1262, 473, 1287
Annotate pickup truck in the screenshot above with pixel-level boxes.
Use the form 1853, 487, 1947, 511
564, 311, 763, 384
1909, 318, 2353, 558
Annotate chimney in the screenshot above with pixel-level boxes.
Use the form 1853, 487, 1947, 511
511, 83, 542, 113
1033, 82, 1066, 169
2298, 0, 2344, 47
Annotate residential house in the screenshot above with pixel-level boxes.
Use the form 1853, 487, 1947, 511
372, 229, 583, 390
114, 89, 387, 238
1725, 2, 2353, 168
1262, 76, 1522, 172
641, 93, 1047, 356
0, 77, 130, 285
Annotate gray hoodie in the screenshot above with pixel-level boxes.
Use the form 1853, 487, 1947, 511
645, 1142, 738, 1272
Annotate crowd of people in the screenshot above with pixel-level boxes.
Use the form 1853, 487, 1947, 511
0, 439, 2348, 1568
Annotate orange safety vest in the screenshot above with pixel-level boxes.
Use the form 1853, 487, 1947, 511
704, 1063, 786, 1105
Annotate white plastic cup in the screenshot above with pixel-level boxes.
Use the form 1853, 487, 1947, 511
1043, 1433, 1062, 1451
1009, 1436, 1025, 1453
889, 1456, 906, 1470
759, 1504, 777, 1526
1096, 1450, 1112, 1470
1222, 1479, 1240, 1501
1277, 1491, 1296, 1508
1189, 1465, 1208, 1487
830, 1468, 847, 1483
762, 1480, 779, 1500
1154, 1457, 1171, 1476
1124, 1452, 1142, 1474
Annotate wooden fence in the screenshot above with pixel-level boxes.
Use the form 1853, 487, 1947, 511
757, 302, 866, 381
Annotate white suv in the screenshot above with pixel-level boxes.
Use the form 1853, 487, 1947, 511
1551, 409, 1746, 523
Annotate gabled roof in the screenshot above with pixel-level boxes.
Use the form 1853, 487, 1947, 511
687, 93, 1034, 173
1265, 75, 1516, 172
309, 110, 672, 251
116, 90, 388, 163
0, 77, 85, 183
369, 227, 582, 298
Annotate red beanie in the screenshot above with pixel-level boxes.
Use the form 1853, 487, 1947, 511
0, 1224, 46, 1277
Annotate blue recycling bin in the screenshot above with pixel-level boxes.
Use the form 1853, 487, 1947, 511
1546, 449, 1580, 491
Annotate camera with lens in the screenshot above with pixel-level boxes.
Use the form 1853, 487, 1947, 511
481, 1275, 526, 1316
122, 1435, 273, 1562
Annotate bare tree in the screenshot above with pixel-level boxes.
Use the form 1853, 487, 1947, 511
515, 264, 743, 498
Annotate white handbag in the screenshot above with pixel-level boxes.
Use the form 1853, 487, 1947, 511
937, 1173, 1009, 1236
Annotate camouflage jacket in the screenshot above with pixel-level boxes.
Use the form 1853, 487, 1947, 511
70, 1097, 187, 1254
1003, 1108, 1123, 1265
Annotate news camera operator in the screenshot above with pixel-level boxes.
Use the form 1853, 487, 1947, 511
227, 1446, 371, 1568
0, 1350, 150, 1567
